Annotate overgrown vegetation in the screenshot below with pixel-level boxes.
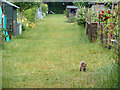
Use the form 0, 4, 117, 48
64, 8, 67, 16
0, 29, 9, 49
15, 2, 48, 31
73, 2, 91, 8
76, 6, 86, 25
41, 3, 48, 15
68, 14, 76, 23
88, 8, 98, 22
64, 6, 86, 26
13, 2, 41, 12
23, 7, 37, 22
2, 14, 118, 88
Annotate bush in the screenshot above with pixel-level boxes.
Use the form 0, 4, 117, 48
88, 8, 98, 22
23, 7, 37, 22
41, 3, 48, 14
75, 6, 86, 25
68, 14, 76, 23
64, 8, 67, 16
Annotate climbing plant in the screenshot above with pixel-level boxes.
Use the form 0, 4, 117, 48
97, 4, 119, 49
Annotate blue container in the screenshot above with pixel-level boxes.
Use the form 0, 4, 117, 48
0, 6, 2, 28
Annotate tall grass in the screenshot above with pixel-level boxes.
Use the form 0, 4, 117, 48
2, 14, 118, 88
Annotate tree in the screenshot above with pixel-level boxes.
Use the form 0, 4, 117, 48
13, 2, 41, 12
73, 2, 90, 8
12, 2, 41, 21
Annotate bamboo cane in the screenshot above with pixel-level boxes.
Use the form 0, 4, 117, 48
109, 0, 114, 47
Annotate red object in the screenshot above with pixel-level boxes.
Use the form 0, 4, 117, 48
115, 10, 118, 13
108, 10, 110, 13
105, 17, 109, 19
1, 13, 4, 28
105, 17, 107, 19
102, 11, 104, 13
98, 16, 101, 19
100, 13, 102, 15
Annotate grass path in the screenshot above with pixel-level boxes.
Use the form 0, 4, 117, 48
2, 14, 118, 88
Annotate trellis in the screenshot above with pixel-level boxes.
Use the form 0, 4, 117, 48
86, 1, 119, 55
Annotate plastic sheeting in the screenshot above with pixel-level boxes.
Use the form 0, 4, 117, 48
37, 6, 43, 19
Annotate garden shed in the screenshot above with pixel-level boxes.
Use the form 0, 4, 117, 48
2, 0, 20, 36
66, 5, 78, 17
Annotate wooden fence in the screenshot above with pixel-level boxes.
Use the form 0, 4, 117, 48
100, 23, 119, 54
86, 22, 98, 43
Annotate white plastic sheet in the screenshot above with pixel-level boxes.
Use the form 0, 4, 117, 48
37, 6, 43, 20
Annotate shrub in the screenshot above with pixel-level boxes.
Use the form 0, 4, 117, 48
76, 6, 86, 25
41, 3, 48, 14
64, 8, 67, 16
88, 8, 98, 22
68, 14, 76, 23
97, 9, 111, 22
23, 7, 37, 22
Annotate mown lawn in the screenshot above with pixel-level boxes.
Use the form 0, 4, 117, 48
2, 14, 118, 88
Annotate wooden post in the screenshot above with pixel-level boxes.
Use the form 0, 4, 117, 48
98, 10, 100, 28
13, 20, 15, 36
99, 11, 102, 44
86, 7, 88, 35
90, 12, 92, 42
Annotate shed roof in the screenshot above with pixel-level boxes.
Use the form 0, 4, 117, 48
2, 0, 20, 9
66, 6, 78, 9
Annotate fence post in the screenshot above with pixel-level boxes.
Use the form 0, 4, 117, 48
13, 20, 15, 36
100, 24, 103, 45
